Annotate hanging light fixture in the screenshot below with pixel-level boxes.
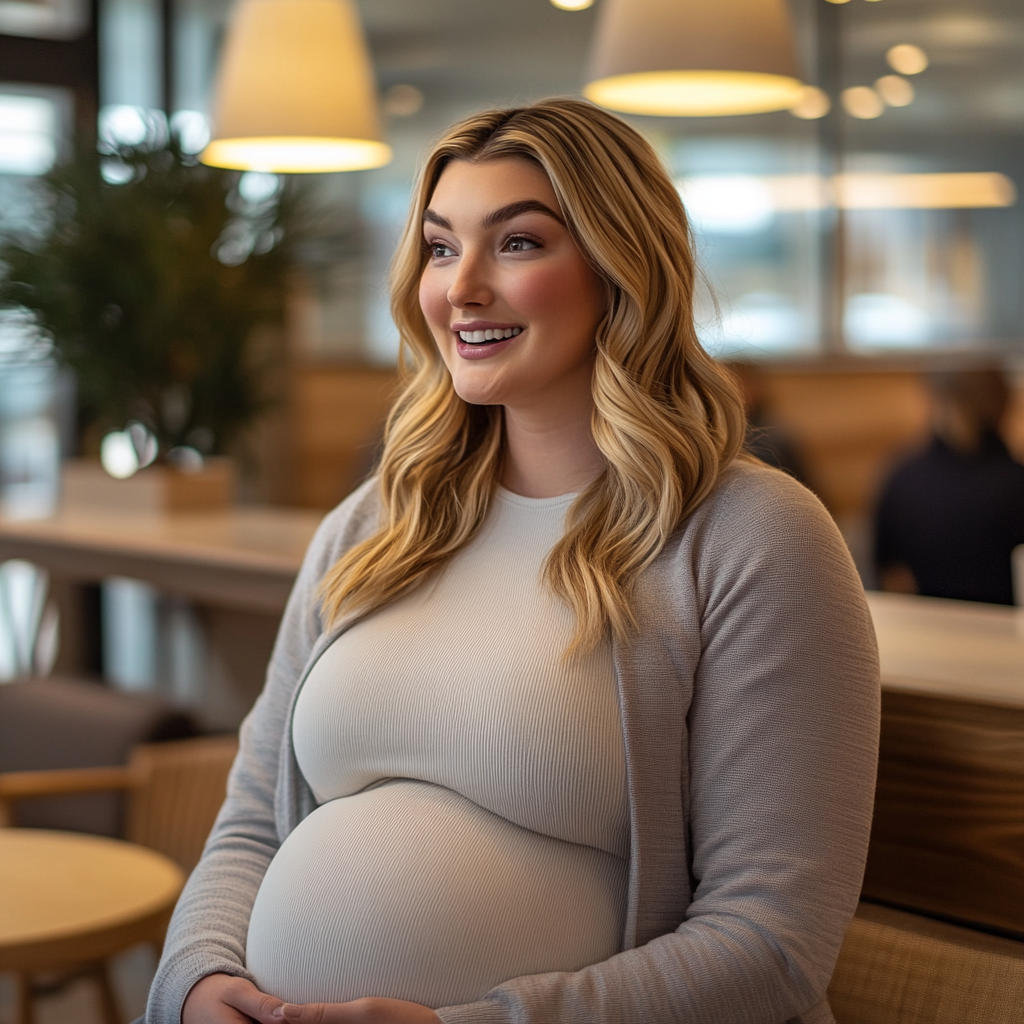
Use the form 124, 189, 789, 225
584, 0, 805, 117
200, 0, 391, 174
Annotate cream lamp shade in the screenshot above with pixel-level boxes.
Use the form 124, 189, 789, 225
200, 0, 391, 173
584, 0, 805, 117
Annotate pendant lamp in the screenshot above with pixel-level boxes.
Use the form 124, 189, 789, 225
200, 0, 391, 173
584, 0, 805, 117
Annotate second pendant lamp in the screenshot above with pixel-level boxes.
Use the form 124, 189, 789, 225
584, 0, 805, 117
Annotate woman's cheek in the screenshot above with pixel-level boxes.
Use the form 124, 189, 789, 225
418, 272, 448, 341
505, 262, 585, 328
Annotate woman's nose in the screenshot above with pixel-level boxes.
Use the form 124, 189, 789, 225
447, 252, 493, 309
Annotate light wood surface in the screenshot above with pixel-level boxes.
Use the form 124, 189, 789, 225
867, 590, 1024, 708
0, 502, 323, 728
0, 829, 184, 972
0, 504, 323, 614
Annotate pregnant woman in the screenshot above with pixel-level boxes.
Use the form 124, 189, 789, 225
146, 99, 879, 1024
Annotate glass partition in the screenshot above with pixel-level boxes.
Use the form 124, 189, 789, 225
3, 0, 1023, 360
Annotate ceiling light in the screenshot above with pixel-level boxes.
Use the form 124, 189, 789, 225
841, 86, 885, 119
674, 173, 1015, 214
584, 0, 805, 117
875, 75, 914, 107
834, 172, 1015, 209
201, 0, 391, 174
789, 86, 831, 120
551, 0, 594, 9
381, 84, 424, 118
886, 44, 929, 75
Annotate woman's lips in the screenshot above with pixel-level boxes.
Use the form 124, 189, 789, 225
455, 334, 520, 360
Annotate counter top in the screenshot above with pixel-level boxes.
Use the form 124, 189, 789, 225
0, 505, 324, 612
866, 590, 1024, 709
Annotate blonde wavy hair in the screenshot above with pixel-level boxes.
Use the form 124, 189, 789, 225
320, 98, 746, 654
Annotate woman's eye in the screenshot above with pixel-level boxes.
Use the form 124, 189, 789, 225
428, 243, 456, 259
504, 236, 540, 253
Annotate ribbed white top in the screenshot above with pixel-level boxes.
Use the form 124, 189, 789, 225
245, 488, 628, 1008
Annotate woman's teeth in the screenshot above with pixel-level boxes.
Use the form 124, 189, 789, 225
458, 327, 522, 344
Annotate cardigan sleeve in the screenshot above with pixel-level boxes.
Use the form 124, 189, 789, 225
435, 465, 880, 1024
144, 481, 380, 1024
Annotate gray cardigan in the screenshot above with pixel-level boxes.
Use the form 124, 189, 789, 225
146, 461, 880, 1024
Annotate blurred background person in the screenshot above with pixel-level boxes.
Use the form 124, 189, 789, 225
874, 367, 1024, 605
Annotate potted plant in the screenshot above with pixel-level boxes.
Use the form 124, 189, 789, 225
0, 128, 309, 506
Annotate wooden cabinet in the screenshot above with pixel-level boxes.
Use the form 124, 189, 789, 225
865, 593, 1024, 936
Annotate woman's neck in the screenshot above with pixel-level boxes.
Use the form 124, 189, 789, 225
499, 399, 605, 499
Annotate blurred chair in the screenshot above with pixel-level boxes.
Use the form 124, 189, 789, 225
828, 902, 1024, 1024
0, 733, 237, 1024
0, 676, 197, 836
0, 733, 238, 872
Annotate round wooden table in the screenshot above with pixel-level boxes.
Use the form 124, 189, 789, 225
0, 829, 185, 1024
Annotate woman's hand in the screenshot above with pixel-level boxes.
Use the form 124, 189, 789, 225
271, 997, 443, 1023
182, 973, 284, 1023
182, 977, 441, 1024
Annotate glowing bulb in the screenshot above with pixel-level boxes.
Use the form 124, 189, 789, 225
201, 137, 391, 174
585, 71, 804, 117
875, 75, 914, 107
100, 432, 139, 479
886, 44, 928, 75
841, 86, 885, 119
789, 86, 831, 120
550, 0, 593, 8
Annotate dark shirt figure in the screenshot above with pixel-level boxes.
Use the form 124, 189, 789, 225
874, 368, 1024, 606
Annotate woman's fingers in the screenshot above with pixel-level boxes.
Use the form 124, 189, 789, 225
182, 974, 285, 1024
221, 977, 287, 1023
271, 997, 442, 1023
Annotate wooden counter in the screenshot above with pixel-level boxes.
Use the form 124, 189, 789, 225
0, 505, 323, 728
865, 592, 1024, 936
0, 505, 323, 614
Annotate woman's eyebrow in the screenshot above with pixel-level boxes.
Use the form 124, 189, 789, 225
482, 199, 564, 229
421, 199, 564, 232
422, 208, 452, 229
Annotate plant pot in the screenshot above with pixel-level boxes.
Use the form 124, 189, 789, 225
61, 458, 237, 513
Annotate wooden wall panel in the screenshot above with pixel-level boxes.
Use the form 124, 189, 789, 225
288, 366, 397, 509
757, 368, 1024, 521
864, 690, 1024, 936
282, 363, 1024, 521
759, 369, 931, 519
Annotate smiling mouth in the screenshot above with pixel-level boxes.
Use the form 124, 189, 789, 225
456, 327, 523, 345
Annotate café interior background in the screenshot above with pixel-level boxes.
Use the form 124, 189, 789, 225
0, 0, 1023, 686
3, 0, 1023, 363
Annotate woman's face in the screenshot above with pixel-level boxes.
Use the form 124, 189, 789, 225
418, 157, 606, 414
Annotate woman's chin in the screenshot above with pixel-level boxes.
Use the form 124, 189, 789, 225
450, 376, 510, 409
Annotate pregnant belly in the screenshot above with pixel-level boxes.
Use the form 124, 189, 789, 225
245, 779, 627, 1009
